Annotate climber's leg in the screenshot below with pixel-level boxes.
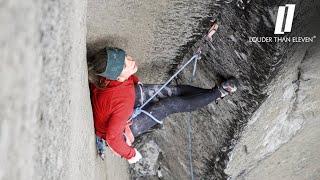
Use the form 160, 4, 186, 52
131, 78, 239, 137
134, 84, 213, 107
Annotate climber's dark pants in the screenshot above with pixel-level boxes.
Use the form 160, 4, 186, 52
130, 84, 222, 137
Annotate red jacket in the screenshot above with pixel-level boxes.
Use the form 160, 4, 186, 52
90, 75, 139, 159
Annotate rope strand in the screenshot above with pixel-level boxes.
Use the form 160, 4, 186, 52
187, 54, 201, 180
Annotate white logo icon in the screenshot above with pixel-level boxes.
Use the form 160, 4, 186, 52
274, 4, 296, 34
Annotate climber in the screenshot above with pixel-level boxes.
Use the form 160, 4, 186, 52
88, 47, 238, 164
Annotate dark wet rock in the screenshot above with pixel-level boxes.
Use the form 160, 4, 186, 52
130, 140, 161, 178
129, 0, 320, 179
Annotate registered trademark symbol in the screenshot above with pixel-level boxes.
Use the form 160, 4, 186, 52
314, 36, 317, 39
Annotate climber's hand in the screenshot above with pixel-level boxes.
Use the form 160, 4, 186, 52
96, 136, 107, 160
128, 149, 142, 164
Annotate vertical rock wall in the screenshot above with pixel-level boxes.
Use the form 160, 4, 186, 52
226, 40, 320, 180
0, 0, 112, 179
0, 1, 41, 179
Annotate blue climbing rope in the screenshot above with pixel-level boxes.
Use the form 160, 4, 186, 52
140, 53, 201, 110
188, 48, 201, 180
187, 51, 200, 180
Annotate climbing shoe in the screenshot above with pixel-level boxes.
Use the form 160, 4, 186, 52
219, 78, 239, 97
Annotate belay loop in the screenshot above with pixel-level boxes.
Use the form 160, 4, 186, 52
129, 51, 202, 124
131, 107, 141, 119
131, 107, 163, 124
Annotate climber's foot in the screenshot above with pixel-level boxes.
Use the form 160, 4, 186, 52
219, 78, 239, 98
207, 20, 219, 41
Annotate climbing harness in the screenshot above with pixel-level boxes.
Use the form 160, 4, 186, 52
129, 51, 202, 123
137, 82, 144, 105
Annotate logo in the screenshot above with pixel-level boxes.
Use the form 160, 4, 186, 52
248, 4, 316, 43
274, 4, 296, 34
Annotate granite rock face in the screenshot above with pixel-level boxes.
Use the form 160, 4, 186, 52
225, 1, 320, 179
0, 0, 112, 180
225, 33, 320, 180
129, 140, 161, 178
